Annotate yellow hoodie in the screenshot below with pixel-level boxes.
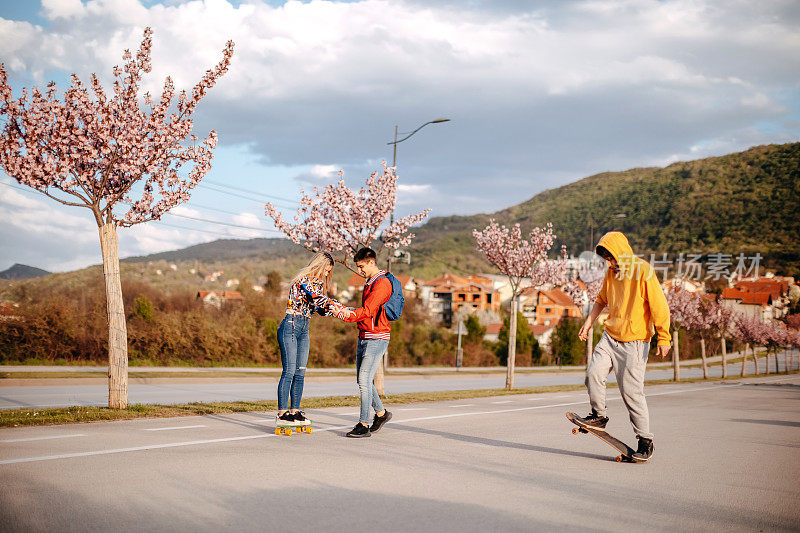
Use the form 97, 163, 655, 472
595, 232, 671, 346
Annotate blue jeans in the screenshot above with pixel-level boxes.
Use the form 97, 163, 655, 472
356, 338, 388, 424
277, 315, 310, 410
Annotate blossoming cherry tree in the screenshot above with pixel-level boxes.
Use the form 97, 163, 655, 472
0, 28, 234, 408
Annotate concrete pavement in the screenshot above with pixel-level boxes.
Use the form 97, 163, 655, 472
1, 374, 799, 531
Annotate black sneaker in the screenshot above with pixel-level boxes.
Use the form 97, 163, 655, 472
370, 410, 392, 433
346, 423, 371, 438
632, 436, 654, 462
293, 411, 310, 426
574, 410, 609, 432
277, 411, 297, 425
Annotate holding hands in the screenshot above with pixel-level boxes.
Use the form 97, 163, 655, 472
328, 301, 355, 321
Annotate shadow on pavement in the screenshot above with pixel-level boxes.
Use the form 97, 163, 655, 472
730, 418, 800, 428
387, 422, 616, 462
0, 476, 557, 532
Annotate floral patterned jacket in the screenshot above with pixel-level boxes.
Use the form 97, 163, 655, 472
285, 276, 335, 318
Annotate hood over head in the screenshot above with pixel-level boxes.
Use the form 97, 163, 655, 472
596, 231, 634, 262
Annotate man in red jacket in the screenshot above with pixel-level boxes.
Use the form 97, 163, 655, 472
337, 247, 393, 438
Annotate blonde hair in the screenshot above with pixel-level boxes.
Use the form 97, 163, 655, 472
291, 252, 334, 293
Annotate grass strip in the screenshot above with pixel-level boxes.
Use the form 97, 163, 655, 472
0, 356, 765, 380
2, 370, 796, 428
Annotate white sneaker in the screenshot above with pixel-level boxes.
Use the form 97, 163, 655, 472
292, 411, 311, 426
276, 412, 299, 426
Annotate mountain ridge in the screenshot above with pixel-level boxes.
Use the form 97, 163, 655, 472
6, 141, 797, 290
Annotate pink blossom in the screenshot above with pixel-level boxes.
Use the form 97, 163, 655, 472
265, 163, 430, 266
0, 28, 235, 226
473, 220, 576, 297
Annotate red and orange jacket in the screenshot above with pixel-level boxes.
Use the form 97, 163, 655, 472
344, 270, 392, 340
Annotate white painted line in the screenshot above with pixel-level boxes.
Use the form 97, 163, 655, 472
449, 404, 474, 408
398, 408, 427, 411
144, 425, 207, 432
491, 400, 513, 404
1, 380, 784, 466
0, 434, 86, 443
0, 424, 354, 465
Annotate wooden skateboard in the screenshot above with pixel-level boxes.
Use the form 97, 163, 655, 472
565, 412, 635, 463
275, 422, 313, 436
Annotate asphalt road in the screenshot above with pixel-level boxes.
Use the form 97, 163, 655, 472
1, 354, 796, 409
1, 374, 799, 532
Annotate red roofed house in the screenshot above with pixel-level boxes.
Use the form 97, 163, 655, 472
483, 321, 556, 348
419, 273, 500, 327
196, 290, 244, 309
531, 323, 555, 348
519, 288, 582, 328
483, 322, 503, 342
720, 276, 791, 321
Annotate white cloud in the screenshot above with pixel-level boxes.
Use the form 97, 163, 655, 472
41, 0, 85, 20
0, 1, 798, 271
398, 184, 431, 194
171, 205, 203, 218
292, 164, 340, 185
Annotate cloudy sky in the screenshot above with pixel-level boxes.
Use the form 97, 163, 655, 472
0, 0, 798, 272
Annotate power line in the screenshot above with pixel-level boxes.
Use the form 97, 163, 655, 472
204, 178, 298, 204
1, 180, 284, 236
187, 203, 255, 217
197, 182, 297, 210
153, 220, 272, 239
198, 182, 299, 210
166, 212, 282, 233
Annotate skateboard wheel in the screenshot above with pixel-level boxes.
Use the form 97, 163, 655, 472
572, 428, 579, 435
615, 455, 622, 462
307, 427, 313, 434
275, 428, 281, 435
286, 428, 293, 436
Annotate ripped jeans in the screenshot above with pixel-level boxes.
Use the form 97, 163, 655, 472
277, 314, 310, 410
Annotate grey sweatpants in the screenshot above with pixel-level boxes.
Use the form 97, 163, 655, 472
585, 331, 653, 440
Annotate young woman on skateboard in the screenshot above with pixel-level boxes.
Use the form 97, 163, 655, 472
575, 231, 671, 462
275, 252, 345, 430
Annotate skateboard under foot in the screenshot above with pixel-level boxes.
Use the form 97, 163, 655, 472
565, 412, 636, 463
275, 423, 313, 436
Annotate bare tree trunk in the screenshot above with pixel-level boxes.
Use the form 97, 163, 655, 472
99, 223, 128, 409
752, 347, 760, 375
506, 297, 518, 390
700, 336, 708, 379
585, 331, 593, 370
765, 349, 771, 375
774, 348, 779, 373
374, 359, 385, 396
740, 343, 748, 377
721, 335, 728, 379
672, 328, 680, 382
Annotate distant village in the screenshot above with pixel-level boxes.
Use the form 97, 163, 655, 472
188, 263, 797, 350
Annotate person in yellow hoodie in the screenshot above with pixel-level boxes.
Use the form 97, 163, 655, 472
576, 231, 671, 462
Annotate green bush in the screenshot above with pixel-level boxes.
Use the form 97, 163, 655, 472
132, 295, 155, 321
550, 318, 584, 366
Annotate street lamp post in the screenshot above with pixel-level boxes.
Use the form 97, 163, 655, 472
588, 212, 626, 251
386, 118, 450, 271
373, 118, 449, 390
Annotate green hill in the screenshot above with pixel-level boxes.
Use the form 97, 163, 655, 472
2, 141, 797, 299
397, 142, 800, 279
